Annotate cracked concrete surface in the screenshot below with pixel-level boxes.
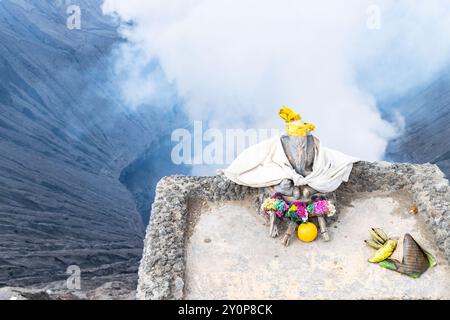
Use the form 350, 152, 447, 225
185, 192, 450, 299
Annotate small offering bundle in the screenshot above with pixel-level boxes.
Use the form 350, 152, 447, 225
285, 201, 308, 223
261, 193, 289, 219
261, 193, 290, 238
261, 193, 337, 244
306, 196, 336, 217
365, 228, 437, 278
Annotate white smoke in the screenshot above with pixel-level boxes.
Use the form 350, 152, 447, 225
102, 0, 450, 161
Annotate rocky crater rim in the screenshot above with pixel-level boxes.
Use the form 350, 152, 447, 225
137, 161, 450, 300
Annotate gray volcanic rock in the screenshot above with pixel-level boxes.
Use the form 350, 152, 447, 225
385, 69, 450, 177
0, 280, 136, 300
0, 0, 168, 287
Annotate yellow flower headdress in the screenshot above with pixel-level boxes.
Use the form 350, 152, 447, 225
279, 106, 315, 137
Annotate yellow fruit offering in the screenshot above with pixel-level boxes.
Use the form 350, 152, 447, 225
297, 222, 318, 242
368, 239, 397, 263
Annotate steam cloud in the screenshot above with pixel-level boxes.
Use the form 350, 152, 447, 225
102, 0, 450, 162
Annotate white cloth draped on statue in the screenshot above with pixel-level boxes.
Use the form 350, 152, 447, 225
222, 136, 359, 193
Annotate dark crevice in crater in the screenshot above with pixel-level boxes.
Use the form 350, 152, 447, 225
119, 136, 191, 225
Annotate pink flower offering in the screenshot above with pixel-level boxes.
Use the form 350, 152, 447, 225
313, 200, 330, 215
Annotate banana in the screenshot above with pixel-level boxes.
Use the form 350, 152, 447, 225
373, 238, 385, 247
365, 240, 382, 250
369, 239, 397, 263
373, 228, 389, 243
369, 228, 386, 244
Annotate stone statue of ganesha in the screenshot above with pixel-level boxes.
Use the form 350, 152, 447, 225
258, 107, 337, 246
222, 106, 357, 247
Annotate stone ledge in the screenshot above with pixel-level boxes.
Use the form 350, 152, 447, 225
136, 161, 450, 300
